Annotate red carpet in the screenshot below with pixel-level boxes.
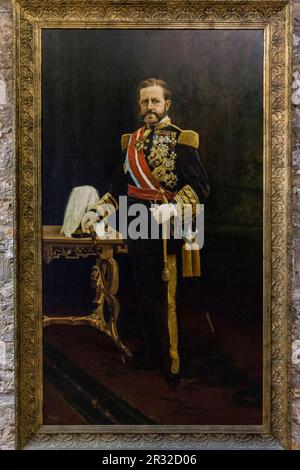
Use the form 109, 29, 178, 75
43, 308, 263, 426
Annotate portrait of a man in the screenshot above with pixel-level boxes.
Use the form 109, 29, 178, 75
79, 77, 209, 387
42, 28, 263, 426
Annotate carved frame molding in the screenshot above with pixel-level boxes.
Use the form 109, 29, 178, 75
14, 0, 292, 449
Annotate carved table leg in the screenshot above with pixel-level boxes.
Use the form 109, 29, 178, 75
43, 246, 132, 363
89, 251, 132, 361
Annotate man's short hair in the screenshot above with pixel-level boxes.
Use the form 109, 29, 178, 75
137, 78, 172, 101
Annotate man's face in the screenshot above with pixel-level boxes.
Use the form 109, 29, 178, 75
139, 85, 171, 127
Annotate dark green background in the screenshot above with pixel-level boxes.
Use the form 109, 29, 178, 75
42, 29, 263, 232
42, 29, 264, 424
42, 29, 263, 346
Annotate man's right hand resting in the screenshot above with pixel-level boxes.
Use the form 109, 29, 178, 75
81, 211, 99, 234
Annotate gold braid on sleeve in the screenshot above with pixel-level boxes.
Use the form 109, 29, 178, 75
174, 185, 200, 221
174, 185, 201, 278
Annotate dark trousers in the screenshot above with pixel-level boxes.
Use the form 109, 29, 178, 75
128, 237, 181, 376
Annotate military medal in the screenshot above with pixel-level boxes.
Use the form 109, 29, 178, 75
147, 131, 178, 189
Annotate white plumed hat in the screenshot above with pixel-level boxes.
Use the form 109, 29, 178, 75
61, 185, 99, 237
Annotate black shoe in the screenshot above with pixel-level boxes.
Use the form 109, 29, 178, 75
165, 373, 181, 387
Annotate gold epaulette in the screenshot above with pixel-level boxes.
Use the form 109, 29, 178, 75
169, 123, 182, 132
178, 130, 199, 149
121, 133, 131, 152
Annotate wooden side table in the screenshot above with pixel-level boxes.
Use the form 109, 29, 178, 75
42, 225, 131, 362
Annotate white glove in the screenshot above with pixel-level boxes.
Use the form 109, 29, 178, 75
81, 211, 99, 233
150, 203, 177, 225
95, 220, 106, 238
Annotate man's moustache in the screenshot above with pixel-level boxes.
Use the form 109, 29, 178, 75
143, 112, 158, 118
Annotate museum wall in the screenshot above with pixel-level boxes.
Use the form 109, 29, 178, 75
292, 0, 300, 451
0, 0, 14, 450
0, 0, 299, 449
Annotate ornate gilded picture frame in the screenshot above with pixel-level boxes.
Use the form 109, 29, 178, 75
15, 0, 292, 449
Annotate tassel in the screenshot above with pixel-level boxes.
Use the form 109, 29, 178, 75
182, 241, 201, 277
182, 242, 193, 277
162, 264, 170, 282
191, 241, 201, 277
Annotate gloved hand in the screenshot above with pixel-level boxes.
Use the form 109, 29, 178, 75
150, 203, 177, 225
81, 210, 99, 233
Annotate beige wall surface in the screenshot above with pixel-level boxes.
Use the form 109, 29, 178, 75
0, 0, 299, 449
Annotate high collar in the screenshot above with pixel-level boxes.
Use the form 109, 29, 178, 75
145, 116, 171, 131
154, 115, 171, 130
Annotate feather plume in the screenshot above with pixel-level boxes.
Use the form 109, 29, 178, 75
61, 186, 99, 237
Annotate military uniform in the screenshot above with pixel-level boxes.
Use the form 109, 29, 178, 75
92, 117, 209, 383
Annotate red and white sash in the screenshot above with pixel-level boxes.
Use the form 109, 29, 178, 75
125, 127, 176, 201
126, 127, 160, 190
